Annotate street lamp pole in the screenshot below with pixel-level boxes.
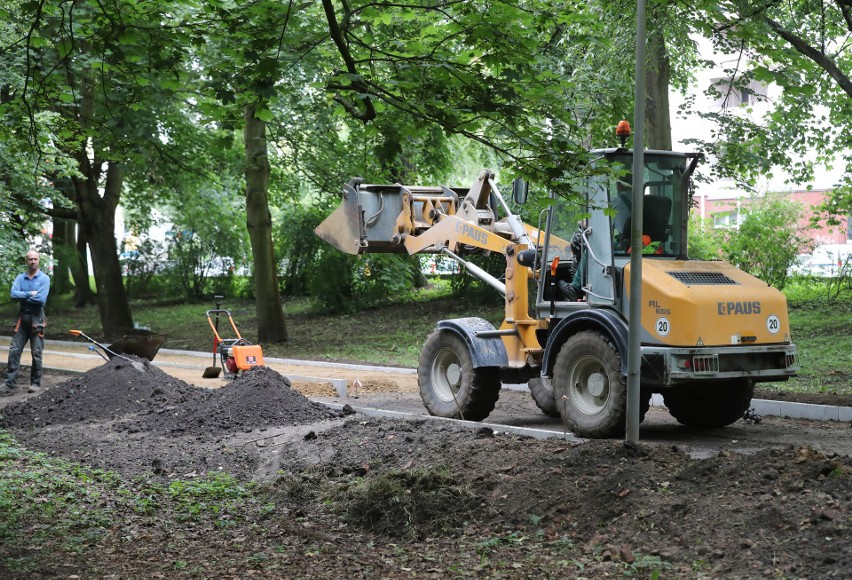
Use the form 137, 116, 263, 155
626, 0, 647, 443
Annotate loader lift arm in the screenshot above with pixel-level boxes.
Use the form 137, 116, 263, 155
315, 168, 560, 370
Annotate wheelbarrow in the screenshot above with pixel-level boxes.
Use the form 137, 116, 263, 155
107, 329, 168, 361
69, 329, 167, 372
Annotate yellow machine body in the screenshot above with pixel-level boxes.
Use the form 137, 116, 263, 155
626, 259, 794, 347
315, 151, 800, 437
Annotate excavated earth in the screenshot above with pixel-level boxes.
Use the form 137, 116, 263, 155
0, 359, 850, 578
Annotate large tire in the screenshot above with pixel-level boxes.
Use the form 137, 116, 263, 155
418, 329, 501, 421
530, 378, 649, 421
663, 379, 755, 428
529, 377, 560, 418
552, 331, 627, 438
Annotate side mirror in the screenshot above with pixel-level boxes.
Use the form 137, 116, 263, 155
512, 178, 529, 204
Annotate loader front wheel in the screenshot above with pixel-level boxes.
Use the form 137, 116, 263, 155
529, 377, 559, 418
663, 379, 755, 428
553, 331, 627, 438
418, 330, 501, 422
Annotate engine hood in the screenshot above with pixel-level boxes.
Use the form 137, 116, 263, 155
622, 259, 794, 347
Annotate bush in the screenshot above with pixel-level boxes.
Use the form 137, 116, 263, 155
161, 229, 246, 301
275, 204, 328, 297
688, 195, 813, 290
687, 212, 721, 261
712, 193, 811, 289
449, 252, 507, 306
309, 251, 416, 313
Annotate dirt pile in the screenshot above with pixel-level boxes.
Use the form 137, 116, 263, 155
0, 366, 850, 578
271, 419, 851, 577
128, 365, 346, 435
0, 356, 194, 428
1, 359, 344, 434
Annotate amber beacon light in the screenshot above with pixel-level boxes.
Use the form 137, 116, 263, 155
616, 120, 631, 147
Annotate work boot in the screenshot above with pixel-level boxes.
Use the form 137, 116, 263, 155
28, 385, 41, 394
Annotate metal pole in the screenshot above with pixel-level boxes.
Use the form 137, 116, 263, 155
626, 0, 647, 443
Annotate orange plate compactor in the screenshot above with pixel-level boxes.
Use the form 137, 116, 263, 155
206, 309, 264, 379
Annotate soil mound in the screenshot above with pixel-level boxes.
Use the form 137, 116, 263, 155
0, 356, 195, 429
129, 366, 344, 435
0, 360, 342, 436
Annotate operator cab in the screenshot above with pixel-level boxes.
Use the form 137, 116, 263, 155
603, 150, 689, 259
537, 148, 697, 314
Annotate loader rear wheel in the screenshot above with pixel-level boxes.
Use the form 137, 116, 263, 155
418, 330, 501, 422
663, 379, 755, 428
529, 377, 559, 418
553, 331, 627, 438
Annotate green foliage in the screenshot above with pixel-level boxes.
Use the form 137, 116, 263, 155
786, 254, 852, 304
774, 285, 852, 395
121, 238, 169, 299
162, 230, 216, 301
310, 251, 416, 314
686, 212, 721, 261
167, 474, 252, 520
316, 0, 645, 196
275, 204, 328, 297
715, 194, 811, 289
824, 254, 852, 303
161, 214, 247, 302
686, 1, 852, 196
449, 253, 507, 307
0, 236, 29, 286
0, 431, 117, 564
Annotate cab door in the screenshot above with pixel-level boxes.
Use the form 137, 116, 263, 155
583, 175, 616, 306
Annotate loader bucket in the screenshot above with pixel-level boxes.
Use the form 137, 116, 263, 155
108, 331, 167, 361
315, 179, 464, 255
315, 182, 366, 255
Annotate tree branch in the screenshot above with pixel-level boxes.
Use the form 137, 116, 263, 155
320, 0, 376, 122
837, 0, 852, 33
764, 16, 852, 98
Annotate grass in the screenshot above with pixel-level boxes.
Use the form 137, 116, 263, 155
773, 281, 852, 395
2, 277, 849, 395
0, 430, 279, 575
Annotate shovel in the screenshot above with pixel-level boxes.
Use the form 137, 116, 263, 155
203, 295, 224, 379
69, 330, 146, 372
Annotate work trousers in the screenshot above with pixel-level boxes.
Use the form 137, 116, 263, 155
4, 311, 45, 389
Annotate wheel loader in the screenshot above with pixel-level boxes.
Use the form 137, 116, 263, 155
315, 127, 799, 438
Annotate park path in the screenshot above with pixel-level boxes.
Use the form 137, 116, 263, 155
0, 336, 419, 396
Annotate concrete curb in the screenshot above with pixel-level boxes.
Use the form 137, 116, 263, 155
28, 339, 418, 375
322, 402, 576, 441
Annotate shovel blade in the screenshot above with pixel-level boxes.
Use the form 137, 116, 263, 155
203, 366, 222, 379
314, 183, 366, 255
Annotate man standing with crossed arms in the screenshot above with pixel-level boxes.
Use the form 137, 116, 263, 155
2, 249, 50, 396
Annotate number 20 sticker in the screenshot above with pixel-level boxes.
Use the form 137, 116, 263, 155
655, 317, 671, 337
766, 314, 780, 334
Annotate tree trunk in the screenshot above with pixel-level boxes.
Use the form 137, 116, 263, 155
645, 25, 673, 151
71, 230, 97, 308
244, 105, 288, 343
50, 217, 74, 296
72, 160, 133, 338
